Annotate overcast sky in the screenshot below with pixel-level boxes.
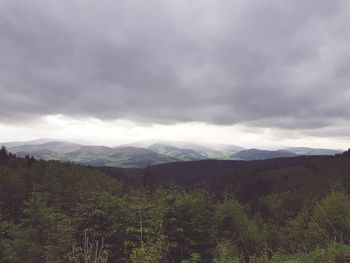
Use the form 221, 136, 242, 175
1, 0, 349, 149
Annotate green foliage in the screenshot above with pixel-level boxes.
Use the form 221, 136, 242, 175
260, 243, 350, 263
260, 191, 300, 225
309, 191, 350, 245
181, 252, 202, 263
212, 240, 240, 263
0, 212, 9, 263
1, 153, 350, 262
213, 196, 267, 257
74, 192, 130, 261
2, 193, 74, 263
130, 240, 167, 263
171, 191, 214, 261
80, 234, 109, 263
282, 208, 311, 252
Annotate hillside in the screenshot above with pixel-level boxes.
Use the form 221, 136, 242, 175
1, 147, 350, 262
8, 142, 181, 168
2, 139, 343, 168
144, 154, 350, 202
148, 143, 207, 161
231, 149, 298, 160
285, 147, 342, 155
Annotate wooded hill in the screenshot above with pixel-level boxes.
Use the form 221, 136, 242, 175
1, 146, 350, 262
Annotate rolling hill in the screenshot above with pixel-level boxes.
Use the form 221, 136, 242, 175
1, 139, 343, 168
285, 147, 342, 156
7, 142, 181, 168
143, 153, 350, 198
148, 143, 207, 161
231, 149, 298, 160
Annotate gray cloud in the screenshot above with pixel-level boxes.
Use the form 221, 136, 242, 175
1, 0, 350, 135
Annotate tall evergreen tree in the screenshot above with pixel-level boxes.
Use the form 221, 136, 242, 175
142, 164, 154, 190
0, 146, 8, 163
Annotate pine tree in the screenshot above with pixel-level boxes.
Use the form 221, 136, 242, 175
0, 146, 8, 163
142, 164, 154, 190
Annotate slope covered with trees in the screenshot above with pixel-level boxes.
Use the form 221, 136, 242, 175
1, 146, 350, 262
3, 140, 343, 168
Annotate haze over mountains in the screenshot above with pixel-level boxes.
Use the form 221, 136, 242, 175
1, 139, 342, 168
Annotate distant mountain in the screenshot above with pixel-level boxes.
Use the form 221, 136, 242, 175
108, 147, 180, 168
14, 149, 59, 159
1, 138, 63, 148
8, 141, 82, 159
5, 142, 180, 168
205, 144, 245, 154
148, 143, 206, 161
147, 142, 247, 160
285, 147, 342, 156
1, 139, 342, 168
231, 149, 298, 160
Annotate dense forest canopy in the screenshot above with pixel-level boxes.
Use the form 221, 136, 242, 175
1, 146, 350, 262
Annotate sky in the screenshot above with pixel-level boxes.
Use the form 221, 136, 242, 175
0, 0, 350, 149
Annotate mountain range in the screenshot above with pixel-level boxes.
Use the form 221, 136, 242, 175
1, 139, 343, 168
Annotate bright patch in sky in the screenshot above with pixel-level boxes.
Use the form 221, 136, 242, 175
0, 115, 347, 150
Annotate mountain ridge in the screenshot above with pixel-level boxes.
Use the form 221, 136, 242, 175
1, 139, 343, 168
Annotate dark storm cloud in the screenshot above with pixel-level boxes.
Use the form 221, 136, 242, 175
1, 0, 350, 133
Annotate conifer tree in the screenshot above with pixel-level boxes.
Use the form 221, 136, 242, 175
0, 146, 8, 163
142, 164, 154, 190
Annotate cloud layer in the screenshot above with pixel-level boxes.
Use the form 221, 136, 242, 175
1, 0, 350, 133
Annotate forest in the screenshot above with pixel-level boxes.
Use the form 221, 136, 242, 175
1, 146, 350, 263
